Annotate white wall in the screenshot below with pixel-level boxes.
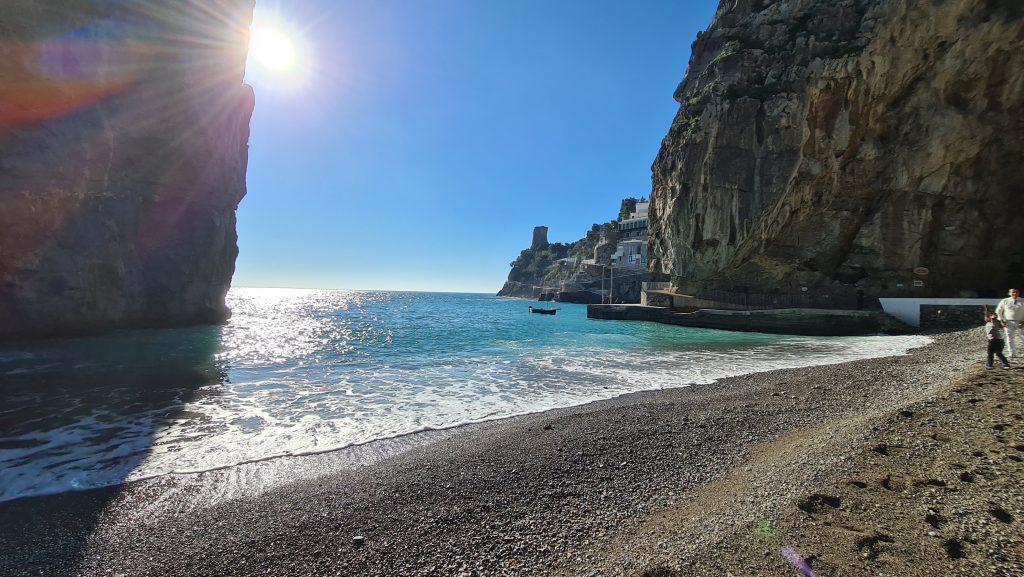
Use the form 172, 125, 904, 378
879, 298, 1000, 327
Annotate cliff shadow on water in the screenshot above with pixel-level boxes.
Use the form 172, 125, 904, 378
0, 325, 227, 577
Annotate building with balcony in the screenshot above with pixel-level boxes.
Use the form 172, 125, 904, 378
612, 200, 649, 269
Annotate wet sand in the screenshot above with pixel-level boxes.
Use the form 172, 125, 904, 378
2, 329, 1019, 576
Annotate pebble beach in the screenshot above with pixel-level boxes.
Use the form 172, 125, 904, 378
2, 329, 1021, 576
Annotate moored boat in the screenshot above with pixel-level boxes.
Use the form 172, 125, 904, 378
529, 306, 558, 315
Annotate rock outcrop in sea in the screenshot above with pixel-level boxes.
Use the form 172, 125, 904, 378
649, 0, 1024, 301
0, 1, 255, 339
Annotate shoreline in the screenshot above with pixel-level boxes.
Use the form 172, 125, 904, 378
2, 329, 1020, 576
0, 330, 930, 507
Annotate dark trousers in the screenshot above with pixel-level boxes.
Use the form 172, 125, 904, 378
989, 339, 1008, 366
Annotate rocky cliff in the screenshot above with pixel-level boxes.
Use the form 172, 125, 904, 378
650, 0, 1024, 301
499, 208, 649, 304
498, 232, 596, 300
498, 222, 623, 300
0, 1, 255, 338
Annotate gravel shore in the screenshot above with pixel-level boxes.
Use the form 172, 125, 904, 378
2, 329, 1019, 576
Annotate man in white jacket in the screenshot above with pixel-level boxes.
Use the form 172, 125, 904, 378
996, 288, 1024, 357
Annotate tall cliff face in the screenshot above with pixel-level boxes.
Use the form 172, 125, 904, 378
650, 0, 1024, 300
0, 1, 255, 338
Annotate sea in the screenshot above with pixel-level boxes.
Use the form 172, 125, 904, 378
0, 288, 931, 503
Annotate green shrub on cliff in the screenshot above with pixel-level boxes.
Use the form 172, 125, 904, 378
507, 244, 572, 284
618, 198, 639, 221
671, 111, 700, 134
570, 222, 616, 262
710, 40, 741, 65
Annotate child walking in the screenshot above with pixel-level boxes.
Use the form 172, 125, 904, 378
986, 313, 1010, 369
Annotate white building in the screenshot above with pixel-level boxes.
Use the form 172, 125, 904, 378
612, 200, 649, 269
611, 238, 647, 269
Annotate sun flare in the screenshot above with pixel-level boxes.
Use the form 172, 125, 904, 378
249, 26, 296, 72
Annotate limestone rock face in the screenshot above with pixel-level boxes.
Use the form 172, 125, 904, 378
0, 1, 255, 338
650, 0, 1024, 300
498, 221, 646, 304
498, 223, 616, 300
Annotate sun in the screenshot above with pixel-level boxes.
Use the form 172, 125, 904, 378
249, 26, 296, 72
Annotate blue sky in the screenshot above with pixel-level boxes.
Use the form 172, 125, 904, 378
236, 0, 717, 293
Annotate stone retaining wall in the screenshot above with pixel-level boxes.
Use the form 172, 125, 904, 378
920, 305, 987, 329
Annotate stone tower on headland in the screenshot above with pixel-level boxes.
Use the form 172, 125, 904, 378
0, 0, 256, 339
531, 226, 549, 251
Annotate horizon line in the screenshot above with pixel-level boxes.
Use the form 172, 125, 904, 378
232, 284, 498, 295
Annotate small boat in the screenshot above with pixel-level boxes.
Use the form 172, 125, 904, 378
529, 306, 558, 315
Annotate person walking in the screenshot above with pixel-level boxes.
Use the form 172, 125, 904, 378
995, 288, 1024, 357
985, 312, 1010, 369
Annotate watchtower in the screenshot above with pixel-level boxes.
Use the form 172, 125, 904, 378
531, 226, 549, 250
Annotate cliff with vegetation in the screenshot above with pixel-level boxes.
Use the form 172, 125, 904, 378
498, 198, 649, 303
0, 0, 255, 338
649, 0, 1024, 302
497, 223, 616, 300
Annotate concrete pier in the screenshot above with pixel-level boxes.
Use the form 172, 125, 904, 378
587, 305, 915, 336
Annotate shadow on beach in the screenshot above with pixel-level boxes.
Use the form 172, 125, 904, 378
0, 325, 226, 577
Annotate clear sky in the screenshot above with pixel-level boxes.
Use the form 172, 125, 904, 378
236, 0, 718, 293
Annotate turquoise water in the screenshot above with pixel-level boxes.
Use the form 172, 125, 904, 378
0, 288, 930, 502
